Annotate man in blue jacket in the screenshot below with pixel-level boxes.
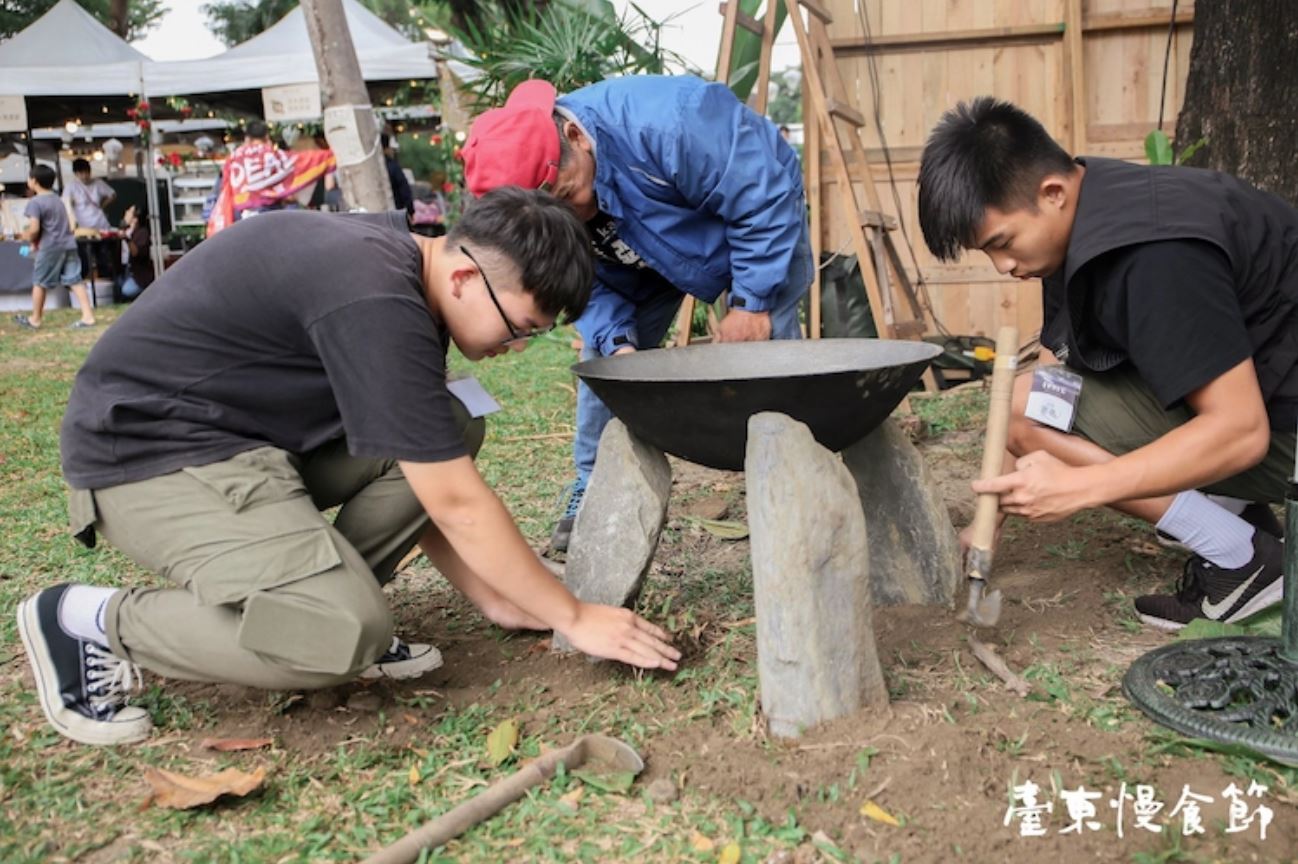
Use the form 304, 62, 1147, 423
463, 75, 813, 552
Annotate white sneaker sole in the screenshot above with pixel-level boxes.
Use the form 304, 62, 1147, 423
1138, 613, 1188, 632
358, 644, 444, 681
16, 598, 152, 746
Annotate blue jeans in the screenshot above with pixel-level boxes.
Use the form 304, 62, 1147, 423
573, 226, 813, 486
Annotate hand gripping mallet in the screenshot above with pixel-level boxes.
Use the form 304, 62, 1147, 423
962, 325, 1018, 628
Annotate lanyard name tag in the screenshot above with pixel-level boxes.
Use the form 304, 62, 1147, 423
447, 376, 501, 418
1024, 367, 1083, 432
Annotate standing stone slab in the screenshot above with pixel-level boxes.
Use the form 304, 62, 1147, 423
840, 418, 961, 608
746, 412, 888, 738
552, 419, 671, 653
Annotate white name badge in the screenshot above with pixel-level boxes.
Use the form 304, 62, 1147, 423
447, 376, 501, 418
1024, 367, 1083, 433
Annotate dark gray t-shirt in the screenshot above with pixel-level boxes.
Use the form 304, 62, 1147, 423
24, 192, 76, 252
61, 210, 468, 490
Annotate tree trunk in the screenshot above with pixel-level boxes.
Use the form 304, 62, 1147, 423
301, 0, 394, 214
1175, 2, 1298, 204
110, 0, 129, 38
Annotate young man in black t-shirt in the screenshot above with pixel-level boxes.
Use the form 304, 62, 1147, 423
17, 187, 680, 747
916, 98, 1298, 632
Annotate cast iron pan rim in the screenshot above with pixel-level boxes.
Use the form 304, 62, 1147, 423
572, 340, 943, 384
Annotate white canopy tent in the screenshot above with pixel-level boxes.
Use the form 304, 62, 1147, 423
0, 0, 149, 99
145, 0, 437, 98
0, 0, 165, 280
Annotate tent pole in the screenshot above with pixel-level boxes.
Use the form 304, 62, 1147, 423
140, 68, 166, 281
24, 100, 36, 174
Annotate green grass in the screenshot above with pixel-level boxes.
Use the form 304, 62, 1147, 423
910, 387, 989, 436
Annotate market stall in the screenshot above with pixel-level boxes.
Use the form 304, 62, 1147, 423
0, 0, 166, 300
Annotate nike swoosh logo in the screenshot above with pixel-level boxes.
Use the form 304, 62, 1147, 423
1201, 566, 1264, 618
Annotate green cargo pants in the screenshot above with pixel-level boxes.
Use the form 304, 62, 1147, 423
1069, 364, 1294, 503
73, 411, 484, 691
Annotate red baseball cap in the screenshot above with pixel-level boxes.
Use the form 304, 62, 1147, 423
462, 80, 561, 197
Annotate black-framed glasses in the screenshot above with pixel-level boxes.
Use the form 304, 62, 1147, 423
459, 245, 555, 345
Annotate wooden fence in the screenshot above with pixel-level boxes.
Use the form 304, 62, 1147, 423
809, 0, 1194, 339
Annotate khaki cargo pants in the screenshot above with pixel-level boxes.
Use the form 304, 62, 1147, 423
72, 412, 484, 691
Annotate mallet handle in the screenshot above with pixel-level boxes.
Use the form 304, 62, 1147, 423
969, 326, 1019, 569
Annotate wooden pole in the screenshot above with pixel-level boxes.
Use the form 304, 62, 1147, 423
301, 0, 393, 214
753, 1, 781, 114
804, 28, 822, 339
1063, 0, 1087, 153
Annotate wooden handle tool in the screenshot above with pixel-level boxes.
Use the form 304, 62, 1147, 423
963, 325, 1018, 627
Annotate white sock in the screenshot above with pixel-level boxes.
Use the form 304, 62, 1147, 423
1206, 494, 1249, 516
58, 585, 117, 647
1156, 491, 1256, 569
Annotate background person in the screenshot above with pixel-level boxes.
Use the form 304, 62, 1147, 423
463, 75, 812, 552
14, 164, 95, 330
64, 157, 117, 291
118, 203, 153, 300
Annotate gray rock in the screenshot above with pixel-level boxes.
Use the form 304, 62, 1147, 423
745, 412, 888, 739
841, 418, 961, 608
553, 419, 671, 653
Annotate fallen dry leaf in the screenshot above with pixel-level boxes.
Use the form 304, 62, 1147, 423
718, 842, 741, 864
1129, 539, 1163, 557
486, 718, 520, 766
199, 737, 273, 752
557, 785, 585, 812
689, 517, 749, 541
144, 766, 266, 810
408, 763, 421, 786
860, 799, 900, 826
690, 830, 715, 852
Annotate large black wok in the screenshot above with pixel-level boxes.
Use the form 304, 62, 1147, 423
573, 339, 942, 471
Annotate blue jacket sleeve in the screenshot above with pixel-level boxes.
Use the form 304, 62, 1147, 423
574, 261, 641, 356
665, 83, 806, 313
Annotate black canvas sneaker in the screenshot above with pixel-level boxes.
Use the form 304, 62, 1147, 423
1135, 530, 1285, 631
17, 585, 152, 745
358, 637, 443, 680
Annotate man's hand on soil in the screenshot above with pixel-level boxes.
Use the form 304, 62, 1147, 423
716, 308, 772, 342
561, 603, 681, 670
972, 450, 1093, 523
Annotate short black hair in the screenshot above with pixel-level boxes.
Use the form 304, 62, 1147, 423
380, 132, 392, 149
72, 158, 91, 173
447, 186, 592, 324
918, 97, 1076, 261
246, 119, 268, 140
30, 164, 56, 190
